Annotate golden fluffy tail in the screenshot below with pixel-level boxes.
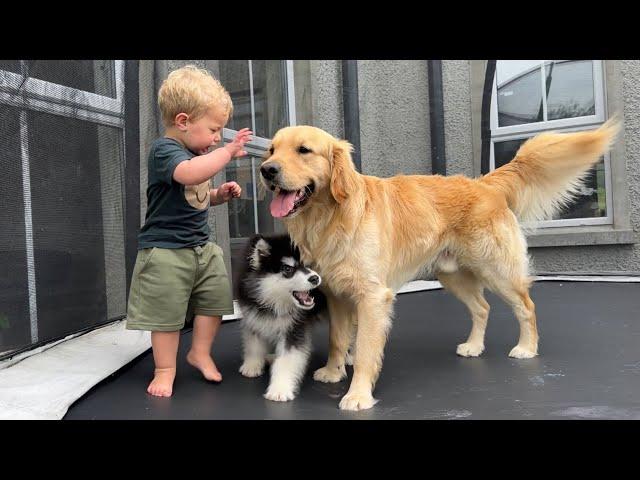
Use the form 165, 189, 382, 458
480, 119, 620, 222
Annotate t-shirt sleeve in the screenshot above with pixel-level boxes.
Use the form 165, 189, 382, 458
151, 140, 192, 185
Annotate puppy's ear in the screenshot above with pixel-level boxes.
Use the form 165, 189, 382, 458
249, 235, 270, 270
330, 139, 358, 204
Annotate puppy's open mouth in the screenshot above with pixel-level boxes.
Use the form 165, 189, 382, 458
270, 183, 315, 218
292, 290, 315, 309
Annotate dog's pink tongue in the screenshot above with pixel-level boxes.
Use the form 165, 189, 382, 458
270, 191, 297, 218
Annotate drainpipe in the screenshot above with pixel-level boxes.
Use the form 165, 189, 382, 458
342, 60, 362, 172
427, 60, 446, 175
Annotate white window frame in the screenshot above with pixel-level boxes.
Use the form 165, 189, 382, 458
0, 60, 125, 346
223, 59, 296, 237
490, 60, 612, 228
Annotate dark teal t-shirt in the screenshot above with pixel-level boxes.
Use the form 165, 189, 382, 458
138, 138, 212, 249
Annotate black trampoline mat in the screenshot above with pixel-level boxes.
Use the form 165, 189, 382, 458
64, 281, 640, 420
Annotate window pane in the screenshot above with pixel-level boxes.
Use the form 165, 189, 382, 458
497, 60, 544, 127
494, 138, 607, 220
0, 60, 21, 74
0, 105, 31, 356
494, 138, 527, 169
225, 157, 255, 238
26, 60, 117, 98
555, 160, 606, 220
218, 61, 252, 131
546, 60, 595, 121
251, 60, 288, 138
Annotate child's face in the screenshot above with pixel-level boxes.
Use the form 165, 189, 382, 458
180, 107, 228, 155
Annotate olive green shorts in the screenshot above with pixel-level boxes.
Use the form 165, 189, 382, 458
126, 242, 234, 332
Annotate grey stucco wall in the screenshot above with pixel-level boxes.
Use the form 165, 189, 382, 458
358, 61, 431, 177
308, 60, 431, 177
309, 60, 344, 138
442, 61, 474, 177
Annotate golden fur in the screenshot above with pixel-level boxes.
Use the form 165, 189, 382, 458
260, 120, 619, 411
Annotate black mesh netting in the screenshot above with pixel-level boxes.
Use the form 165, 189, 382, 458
0, 60, 136, 359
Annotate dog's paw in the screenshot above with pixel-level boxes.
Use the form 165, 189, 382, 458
239, 361, 264, 378
338, 391, 378, 411
345, 351, 354, 366
264, 385, 296, 402
456, 342, 485, 357
313, 365, 346, 383
508, 345, 538, 359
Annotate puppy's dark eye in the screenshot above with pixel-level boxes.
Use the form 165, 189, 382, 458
268, 146, 274, 155
298, 146, 312, 154
281, 264, 294, 277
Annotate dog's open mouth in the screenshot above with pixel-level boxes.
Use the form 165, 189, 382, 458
270, 183, 315, 218
292, 290, 315, 309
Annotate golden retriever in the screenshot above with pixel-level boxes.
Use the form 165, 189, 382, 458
259, 120, 618, 411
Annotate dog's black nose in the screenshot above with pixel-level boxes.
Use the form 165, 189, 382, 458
260, 163, 280, 181
308, 275, 319, 286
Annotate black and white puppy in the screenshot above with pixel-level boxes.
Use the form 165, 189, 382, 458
237, 234, 327, 401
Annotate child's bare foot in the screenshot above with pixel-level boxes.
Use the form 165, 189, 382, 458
147, 367, 176, 397
186, 351, 222, 382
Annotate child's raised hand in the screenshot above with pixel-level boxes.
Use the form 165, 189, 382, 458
225, 128, 253, 158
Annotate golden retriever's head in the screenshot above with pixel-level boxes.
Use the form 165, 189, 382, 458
261, 125, 358, 219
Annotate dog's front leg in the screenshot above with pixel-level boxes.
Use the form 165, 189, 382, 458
339, 285, 395, 411
264, 334, 311, 402
313, 295, 354, 383
239, 329, 268, 378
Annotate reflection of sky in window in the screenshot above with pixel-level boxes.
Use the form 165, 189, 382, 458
496, 60, 544, 86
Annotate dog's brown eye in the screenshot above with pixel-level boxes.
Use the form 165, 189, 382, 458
268, 146, 274, 155
298, 146, 312, 154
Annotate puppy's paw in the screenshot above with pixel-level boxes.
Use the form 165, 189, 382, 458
339, 391, 378, 411
239, 361, 264, 378
313, 365, 346, 383
264, 384, 296, 402
456, 342, 485, 357
508, 345, 538, 359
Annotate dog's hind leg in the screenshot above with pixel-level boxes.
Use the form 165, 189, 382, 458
438, 269, 490, 357
490, 276, 538, 359
313, 296, 354, 383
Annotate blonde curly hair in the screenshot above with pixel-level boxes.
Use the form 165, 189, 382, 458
158, 65, 233, 127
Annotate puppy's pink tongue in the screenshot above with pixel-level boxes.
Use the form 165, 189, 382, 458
270, 191, 297, 217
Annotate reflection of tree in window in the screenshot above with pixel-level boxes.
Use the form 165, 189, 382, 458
546, 61, 595, 121
497, 66, 543, 127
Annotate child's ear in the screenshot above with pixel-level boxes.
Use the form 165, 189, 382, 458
175, 112, 189, 130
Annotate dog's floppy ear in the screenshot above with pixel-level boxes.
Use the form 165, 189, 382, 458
330, 139, 358, 204
249, 234, 270, 270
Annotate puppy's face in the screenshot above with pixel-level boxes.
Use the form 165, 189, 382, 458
249, 235, 321, 310
260, 126, 352, 218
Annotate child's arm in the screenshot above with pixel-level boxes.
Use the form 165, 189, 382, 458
173, 128, 252, 185
210, 182, 242, 206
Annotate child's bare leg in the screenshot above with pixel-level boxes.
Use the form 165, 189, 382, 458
148, 331, 180, 397
186, 314, 223, 382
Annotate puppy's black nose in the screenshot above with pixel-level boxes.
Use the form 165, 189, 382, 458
308, 275, 320, 286
260, 163, 280, 181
